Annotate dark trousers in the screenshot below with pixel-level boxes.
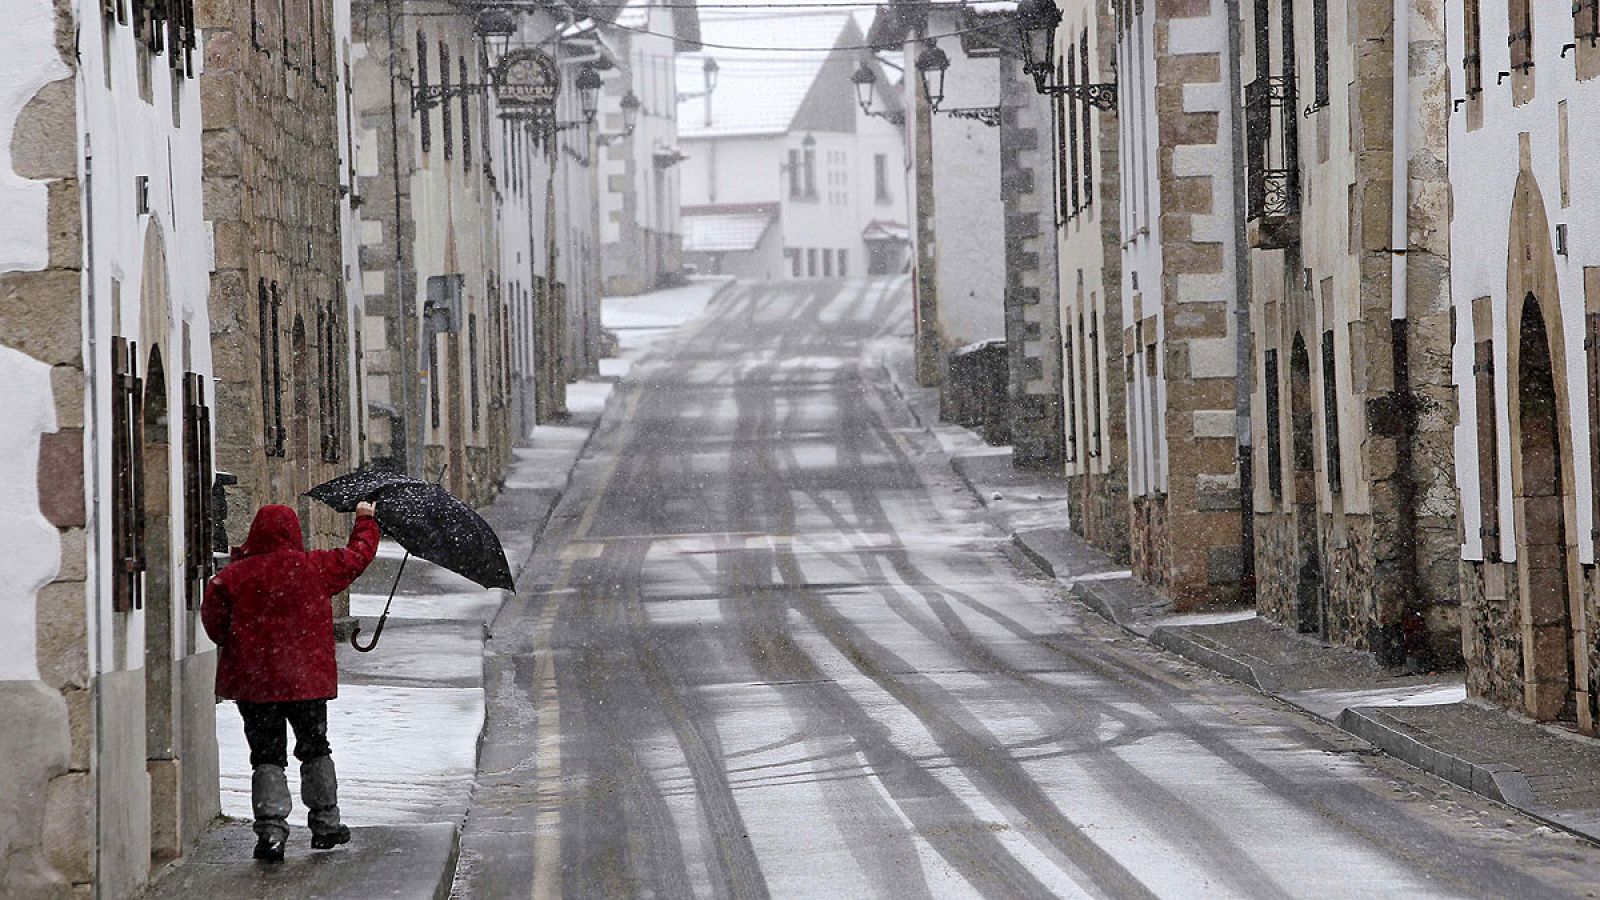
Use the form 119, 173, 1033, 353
238, 699, 332, 768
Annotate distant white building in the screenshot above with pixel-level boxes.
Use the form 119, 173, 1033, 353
676, 10, 910, 281
597, 0, 700, 295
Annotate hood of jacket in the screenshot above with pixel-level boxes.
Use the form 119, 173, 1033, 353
235, 504, 304, 559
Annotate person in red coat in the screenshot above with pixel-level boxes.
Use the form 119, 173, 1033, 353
202, 501, 380, 862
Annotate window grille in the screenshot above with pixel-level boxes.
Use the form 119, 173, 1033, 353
1244, 75, 1300, 236
1264, 348, 1283, 501
417, 30, 431, 153
1079, 33, 1094, 209
460, 57, 472, 173
440, 42, 453, 161
1321, 330, 1342, 494
468, 313, 480, 431
1067, 44, 1081, 217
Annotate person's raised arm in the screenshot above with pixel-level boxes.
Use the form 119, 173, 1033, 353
314, 502, 381, 596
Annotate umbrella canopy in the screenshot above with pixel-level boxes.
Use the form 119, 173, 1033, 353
367, 481, 514, 590
305, 466, 420, 512
305, 467, 514, 591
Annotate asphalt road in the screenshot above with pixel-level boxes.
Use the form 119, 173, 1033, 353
452, 278, 1600, 899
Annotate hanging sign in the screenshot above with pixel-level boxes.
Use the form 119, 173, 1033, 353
497, 49, 560, 117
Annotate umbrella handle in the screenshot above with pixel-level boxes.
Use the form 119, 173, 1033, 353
351, 549, 410, 653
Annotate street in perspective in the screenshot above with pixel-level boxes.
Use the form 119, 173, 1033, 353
7, 0, 1600, 898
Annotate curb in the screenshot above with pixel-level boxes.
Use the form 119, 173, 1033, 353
1334, 707, 1535, 807
1147, 624, 1282, 695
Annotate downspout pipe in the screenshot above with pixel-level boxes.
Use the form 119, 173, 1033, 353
1224, 0, 1255, 602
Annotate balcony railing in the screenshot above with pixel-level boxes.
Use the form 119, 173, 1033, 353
1244, 75, 1300, 248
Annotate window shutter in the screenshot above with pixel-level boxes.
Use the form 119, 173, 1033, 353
1475, 339, 1500, 559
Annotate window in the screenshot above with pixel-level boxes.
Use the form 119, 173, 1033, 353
803, 142, 817, 198
182, 370, 215, 608
787, 248, 801, 277
429, 333, 441, 430
417, 30, 431, 152
1311, 0, 1329, 109
319, 299, 342, 462
807, 248, 817, 277
1321, 330, 1341, 493
1064, 321, 1079, 463
1264, 348, 1282, 500
460, 57, 472, 173
1472, 301, 1500, 559
1080, 32, 1093, 208
1067, 43, 1080, 215
1055, 53, 1069, 224
111, 336, 146, 612
440, 42, 453, 160
1089, 308, 1102, 455
839, 249, 848, 278
874, 153, 891, 203
788, 149, 802, 198
1509, 0, 1533, 73
823, 249, 834, 277
257, 279, 273, 449
1463, 0, 1482, 98
469, 313, 481, 431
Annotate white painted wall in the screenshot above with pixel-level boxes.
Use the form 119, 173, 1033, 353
1117, 0, 1167, 497
77, 0, 215, 673
335, 0, 369, 461
928, 24, 1004, 347
1447, 0, 1600, 565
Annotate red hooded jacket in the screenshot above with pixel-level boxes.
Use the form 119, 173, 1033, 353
202, 505, 379, 702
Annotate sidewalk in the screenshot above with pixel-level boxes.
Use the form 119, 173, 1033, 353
870, 335, 1600, 846
144, 384, 613, 900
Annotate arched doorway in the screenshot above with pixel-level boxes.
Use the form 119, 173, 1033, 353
137, 225, 182, 866
1515, 295, 1576, 722
1505, 164, 1588, 728
1289, 334, 1324, 636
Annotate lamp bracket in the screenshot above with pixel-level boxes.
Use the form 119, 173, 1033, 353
1041, 81, 1118, 112
413, 82, 492, 113
939, 105, 1001, 127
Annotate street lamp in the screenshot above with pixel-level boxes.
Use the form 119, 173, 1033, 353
575, 63, 603, 124
915, 39, 949, 111
851, 60, 905, 125
475, 8, 518, 71
1012, 0, 1117, 111
703, 56, 720, 95
620, 89, 641, 134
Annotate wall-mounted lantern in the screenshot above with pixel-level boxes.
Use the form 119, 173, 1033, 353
620, 89, 641, 134
915, 39, 949, 111
1014, 0, 1117, 111
852, 60, 906, 125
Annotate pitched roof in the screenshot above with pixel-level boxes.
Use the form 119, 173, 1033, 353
677, 9, 867, 139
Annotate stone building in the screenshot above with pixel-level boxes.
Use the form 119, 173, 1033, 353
598, 0, 699, 295
1114, 0, 1246, 609
1, 1, 221, 896
1048, 0, 1129, 560
1447, 0, 1600, 729
199, 0, 366, 558
873, 0, 1066, 463
349, 0, 517, 504
1239, 0, 1456, 666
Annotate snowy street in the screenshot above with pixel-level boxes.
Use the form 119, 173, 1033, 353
445, 278, 1600, 899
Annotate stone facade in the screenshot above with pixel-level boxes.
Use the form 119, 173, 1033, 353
349, 0, 514, 505
1240, 0, 1457, 667
1447, 0, 1600, 730
200, 0, 363, 552
1, 1, 220, 896
1054, 0, 1128, 562
1118, 0, 1245, 609
1000, 44, 1064, 470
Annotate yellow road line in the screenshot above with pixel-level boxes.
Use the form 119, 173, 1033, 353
532, 386, 642, 900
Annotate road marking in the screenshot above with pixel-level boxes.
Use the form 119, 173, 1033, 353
532, 386, 643, 900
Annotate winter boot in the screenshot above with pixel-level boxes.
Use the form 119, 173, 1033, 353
301, 754, 348, 849
251, 764, 291, 862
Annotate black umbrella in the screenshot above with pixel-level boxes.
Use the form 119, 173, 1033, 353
305, 466, 419, 512
305, 465, 513, 652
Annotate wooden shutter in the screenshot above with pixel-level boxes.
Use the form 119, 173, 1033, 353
1321, 330, 1342, 494
1588, 313, 1600, 551
111, 338, 147, 612
1475, 338, 1501, 560
1265, 348, 1283, 501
